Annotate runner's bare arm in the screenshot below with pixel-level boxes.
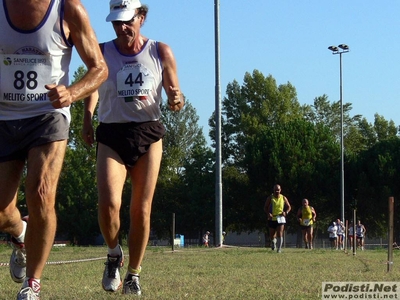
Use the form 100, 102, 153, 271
284, 197, 291, 214
82, 90, 99, 146
158, 42, 184, 111
47, 0, 107, 108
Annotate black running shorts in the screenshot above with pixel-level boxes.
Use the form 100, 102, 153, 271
96, 120, 165, 167
268, 220, 285, 229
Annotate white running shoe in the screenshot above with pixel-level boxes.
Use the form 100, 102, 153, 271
271, 238, 277, 251
17, 278, 40, 300
10, 237, 26, 283
102, 246, 124, 292
123, 274, 141, 295
16, 287, 40, 300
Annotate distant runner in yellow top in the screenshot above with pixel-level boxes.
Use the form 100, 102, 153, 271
297, 199, 316, 249
264, 184, 291, 253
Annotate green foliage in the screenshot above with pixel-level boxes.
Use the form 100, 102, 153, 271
216, 70, 303, 165
347, 137, 400, 237
304, 94, 364, 154
57, 146, 99, 244
209, 69, 400, 239
56, 65, 100, 244
153, 99, 214, 240
243, 119, 340, 231
221, 166, 255, 233
179, 142, 215, 236
214, 70, 342, 234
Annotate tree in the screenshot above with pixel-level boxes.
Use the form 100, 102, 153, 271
209, 70, 341, 234
56, 65, 100, 244
151, 99, 214, 240
243, 119, 339, 232
210, 70, 303, 166
304, 95, 364, 154
179, 141, 214, 240
347, 137, 400, 237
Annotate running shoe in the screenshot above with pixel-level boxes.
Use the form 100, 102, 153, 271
17, 278, 40, 300
102, 246, 124, 292
10, 237, 26, 283
271, 238, 277, 251
123, 274, 141, 295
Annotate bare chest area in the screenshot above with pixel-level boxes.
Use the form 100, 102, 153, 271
5, 0, 51, 30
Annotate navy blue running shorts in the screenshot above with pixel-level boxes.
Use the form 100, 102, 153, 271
0, 112, 69, 162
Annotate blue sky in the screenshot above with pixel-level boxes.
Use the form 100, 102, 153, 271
71, 1, 400, 142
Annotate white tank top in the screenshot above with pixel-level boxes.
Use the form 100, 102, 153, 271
0, 0, 72, 122
98, 39, 163, 123
349, 226, 354, 235
328, 225, 338, 238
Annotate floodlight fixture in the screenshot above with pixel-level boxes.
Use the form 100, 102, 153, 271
328, 45, 339, 52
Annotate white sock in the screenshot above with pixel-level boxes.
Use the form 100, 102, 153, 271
22, 277, 40, 288
277, 237, 283, 249
14, 220, 27, 243
108, 244, 121, 256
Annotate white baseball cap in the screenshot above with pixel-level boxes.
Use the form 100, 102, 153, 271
106, 0, 142, 22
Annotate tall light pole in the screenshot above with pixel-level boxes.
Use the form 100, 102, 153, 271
214, 0, 222, 247
328, 44, 349, 226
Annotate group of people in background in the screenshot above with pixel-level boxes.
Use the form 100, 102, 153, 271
202, 231, 226, 247
327, 220, 366, 250
348, 220, 367, 250
327, 219, 345, 250
263, 184, 368, 252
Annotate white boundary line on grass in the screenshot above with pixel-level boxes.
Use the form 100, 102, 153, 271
0, 256, 107, 267
0, 246, 239, 267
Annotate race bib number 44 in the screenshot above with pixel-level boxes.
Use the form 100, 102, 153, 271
1, 54, 51, 103
116, 63, 154, 98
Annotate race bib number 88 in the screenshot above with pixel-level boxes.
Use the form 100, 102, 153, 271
0, 54, 51, 103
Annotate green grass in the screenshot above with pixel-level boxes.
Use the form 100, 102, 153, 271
0, 245, 398, 299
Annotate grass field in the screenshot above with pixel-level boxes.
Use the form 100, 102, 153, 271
0, 244, 398, 299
